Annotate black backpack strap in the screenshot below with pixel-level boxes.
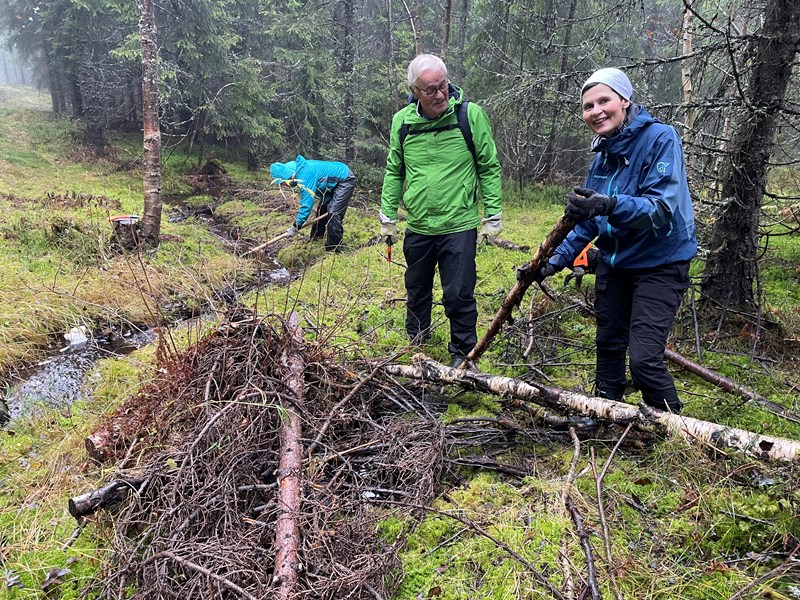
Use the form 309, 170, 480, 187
456, 100, 477, 165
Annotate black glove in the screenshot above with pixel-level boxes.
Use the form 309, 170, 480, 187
564, 267, 586, 288
565, 187, 617, 221
516, 261, 558, 283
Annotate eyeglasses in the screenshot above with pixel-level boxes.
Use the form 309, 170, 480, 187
416, 79, 449, 98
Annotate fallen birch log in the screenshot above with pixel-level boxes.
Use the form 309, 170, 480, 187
559, 290, 800, 423
382, 358, 800, 463
242, 212, 328, 256
273, 312, 306, 599
468, 215, 575, 363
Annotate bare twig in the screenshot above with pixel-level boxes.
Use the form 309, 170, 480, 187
565, 495, 601, 600
147, 551, 259, 600
589, 423, 633, 600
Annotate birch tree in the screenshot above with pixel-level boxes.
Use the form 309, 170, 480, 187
139, 0, 162, 247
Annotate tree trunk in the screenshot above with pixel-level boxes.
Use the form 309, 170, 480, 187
452, 0, 468, 82
681, 4, 696, 144
139, 0, 163, 248
701, 0, 799, 311
383, 359, 800, 463
543, 0, 578, 179
441, 0, 452, 58
341, 0, 357, 162
1, 53, 10, 85
410, 0, 423, 54
273, 313, 306, 599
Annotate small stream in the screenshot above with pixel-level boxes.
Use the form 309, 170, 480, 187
1, 190, 290, 426
2, 328, 155, 423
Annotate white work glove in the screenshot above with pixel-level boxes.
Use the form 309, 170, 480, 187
379, 211, 399, 245
285, 224, 298, 238
477, 212, 502, 244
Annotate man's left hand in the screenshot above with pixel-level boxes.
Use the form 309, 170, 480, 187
477, 212, 503, 244
565, 187, 617, 221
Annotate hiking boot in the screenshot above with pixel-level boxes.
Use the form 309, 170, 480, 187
449, 355, 467, 369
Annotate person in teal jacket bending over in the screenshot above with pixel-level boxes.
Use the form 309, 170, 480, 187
380, 54, 503, 368
270, 155, 357, 252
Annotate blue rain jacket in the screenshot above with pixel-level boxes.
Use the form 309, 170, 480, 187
270, 155, 352, 227
552, 106, 697, 270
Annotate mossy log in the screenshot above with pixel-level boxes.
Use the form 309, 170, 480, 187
383, 357, 800, 463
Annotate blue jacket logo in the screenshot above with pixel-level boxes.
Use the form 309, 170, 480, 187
656, 162, 670, 175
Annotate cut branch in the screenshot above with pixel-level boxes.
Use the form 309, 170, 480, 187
566, 495, 601, 600
382, 358, 800, 462
468, 215, 575, 363
242, 212, 328, 256
68, 477, 147, 519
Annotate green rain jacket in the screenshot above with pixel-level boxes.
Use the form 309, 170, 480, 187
380, 86, 502, 236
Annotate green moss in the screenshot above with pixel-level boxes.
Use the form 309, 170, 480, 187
0, 150, 50, 168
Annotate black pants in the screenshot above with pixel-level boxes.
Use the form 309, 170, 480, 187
593, 260, 690, 411
309, 173, 357, 250
403, 229, 478, 358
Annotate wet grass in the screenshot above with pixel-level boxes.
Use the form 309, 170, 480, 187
1, 85, 799, 598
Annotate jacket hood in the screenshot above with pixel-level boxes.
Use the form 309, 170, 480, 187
269, 154, 307, 184
269, 160, 296, 184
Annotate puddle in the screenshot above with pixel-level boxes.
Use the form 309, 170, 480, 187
2, 328, 155, 423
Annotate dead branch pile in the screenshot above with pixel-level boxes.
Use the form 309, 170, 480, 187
84, 310, 445, 599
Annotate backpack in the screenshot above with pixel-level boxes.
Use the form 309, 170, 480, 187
398, 100, 476, 177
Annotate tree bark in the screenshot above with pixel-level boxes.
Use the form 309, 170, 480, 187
273, 312, 306, 599
701, 0, 800, 311
138, 0, 163, 248
383, 358, 800, 462
68, 477, 147, 519
341, 0, 357, 162
468, 215, 575, 363
441, 0, 452, 58
681, 4, 696, 145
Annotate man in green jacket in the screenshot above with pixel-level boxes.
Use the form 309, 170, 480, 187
380, 54, 503, 368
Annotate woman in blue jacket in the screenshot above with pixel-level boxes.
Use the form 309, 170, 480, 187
270, 155, 357, 251
532, 68, 697, 413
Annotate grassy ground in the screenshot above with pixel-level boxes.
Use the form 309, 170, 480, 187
1, 85, 799, 598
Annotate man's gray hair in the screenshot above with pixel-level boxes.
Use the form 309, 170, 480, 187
407, 54, 448, 88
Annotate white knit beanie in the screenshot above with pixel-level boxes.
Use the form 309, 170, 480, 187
581, 68, 633, 101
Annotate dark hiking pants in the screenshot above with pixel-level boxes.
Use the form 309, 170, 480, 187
309, 173, 357, 250
593, 260, 691, 411
403, 229, 478, 358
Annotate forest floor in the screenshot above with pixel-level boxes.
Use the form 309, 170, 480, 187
1, 84, 800, 599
